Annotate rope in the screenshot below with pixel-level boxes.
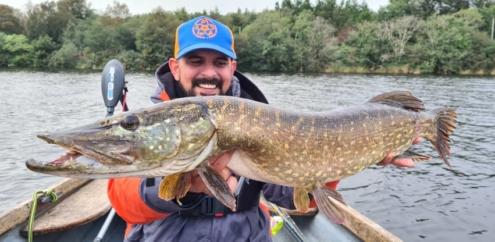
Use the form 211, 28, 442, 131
27, 190, 58, 242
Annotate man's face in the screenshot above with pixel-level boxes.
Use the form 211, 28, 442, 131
169, 50, 237, 96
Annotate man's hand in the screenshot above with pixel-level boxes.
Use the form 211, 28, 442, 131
188, 152, 238, 194
378, 137, 423, 168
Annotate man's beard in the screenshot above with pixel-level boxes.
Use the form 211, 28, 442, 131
179, 78, 225, 97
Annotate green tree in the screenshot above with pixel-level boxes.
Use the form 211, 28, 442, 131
313, 0, 374, 29
292, 10, 336, 72
101, 1, 130, 26
30, 35, 58, 68
61, 14, 139, 69
135, 9, 181, 70
57, 0, 92, 19
237, 11, 297, 72
0, 34, 33, 67
0, 4, 24, 34
380, 16, 423, 63
220, 9, 257, 35
26, 1, 60, 41
411, 8, 494, 74
479, 5, 495, 36
378, 0, 435, 20
378, 0, 495, 20
336, 21, 393, 68
25, 0, 92, 42
49, 41, 79, 68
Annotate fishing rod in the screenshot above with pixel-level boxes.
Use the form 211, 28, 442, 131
94, 59, 127, 242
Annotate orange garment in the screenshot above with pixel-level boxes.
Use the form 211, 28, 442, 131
108, 178, 168, 235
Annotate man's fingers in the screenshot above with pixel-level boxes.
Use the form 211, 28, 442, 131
377, 153, 394, 166
391, 158, 416, 168
209, 152, 233, 170
188, 152, 238, 194
218, 167, 233, 181
226, 176, 238, 193
412, 137, 423, 145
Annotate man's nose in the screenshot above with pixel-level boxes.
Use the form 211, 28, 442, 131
198, 65, 220, 80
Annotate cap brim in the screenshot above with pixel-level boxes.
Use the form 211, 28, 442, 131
176, 43, 236, 60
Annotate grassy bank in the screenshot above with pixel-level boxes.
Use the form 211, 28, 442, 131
326, 65, 495, 76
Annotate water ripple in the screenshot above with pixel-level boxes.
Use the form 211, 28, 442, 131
1, 72, 494, 241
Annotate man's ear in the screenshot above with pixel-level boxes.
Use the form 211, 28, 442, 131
168, 58, 180, 81
231, 60, 237, 75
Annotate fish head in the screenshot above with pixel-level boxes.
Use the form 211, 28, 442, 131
26, 101, 217, 178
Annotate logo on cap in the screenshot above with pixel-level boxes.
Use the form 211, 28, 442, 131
192, 17, 217, 39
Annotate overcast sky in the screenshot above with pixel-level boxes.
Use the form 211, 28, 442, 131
0, 0, 389, 14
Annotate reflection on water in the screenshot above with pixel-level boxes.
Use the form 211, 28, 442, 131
1, 72, 494, 241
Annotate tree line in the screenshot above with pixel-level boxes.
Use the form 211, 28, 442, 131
1, 0, 495, 75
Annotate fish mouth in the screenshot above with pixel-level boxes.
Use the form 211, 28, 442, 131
26, 131, 147, 178
25, 148, 159, 178
26, 132, 216, 178
25, 145, 210, 179
36, 133, 137, 165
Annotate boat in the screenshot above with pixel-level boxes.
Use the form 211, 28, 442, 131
0, 60, 402, 241
0, 178, 402, 242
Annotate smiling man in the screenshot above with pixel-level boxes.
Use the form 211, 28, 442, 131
108, 15, 417, 242
108, 16, 296, 242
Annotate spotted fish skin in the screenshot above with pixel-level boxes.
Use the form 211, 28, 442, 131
27, 91, 456, 186
205, 95, 452, 190
26, 91, 457, 222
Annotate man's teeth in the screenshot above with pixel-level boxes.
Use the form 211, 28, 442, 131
198, 84, 217, 89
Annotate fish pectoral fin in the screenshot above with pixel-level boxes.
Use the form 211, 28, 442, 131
175, 172, 192, 200
197, 164, 237, 211
293, 187, 311, 212
313, 187, 346, 224
158, 173, 191, 201
398, 150, 431, 162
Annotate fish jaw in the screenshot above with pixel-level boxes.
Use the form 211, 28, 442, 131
26, 133, 219, 178
28, 100, 219, 178
36, 129, 140, 166
25, 156, 159, 178
25, 156, 188, 179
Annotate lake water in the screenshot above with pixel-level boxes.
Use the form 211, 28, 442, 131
0, 71, 493, 241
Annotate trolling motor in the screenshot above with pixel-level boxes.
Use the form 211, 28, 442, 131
94, 59, 129, 242
101, 59, 128, 116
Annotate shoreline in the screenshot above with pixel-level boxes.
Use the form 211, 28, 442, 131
2, 67, 495, 77
325, 66, 495, 77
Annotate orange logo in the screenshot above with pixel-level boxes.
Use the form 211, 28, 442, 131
192, 17, 217, 39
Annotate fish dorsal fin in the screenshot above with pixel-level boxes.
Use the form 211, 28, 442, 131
369, 91, 425, 112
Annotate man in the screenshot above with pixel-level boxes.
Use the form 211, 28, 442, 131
108, 16, 417, 242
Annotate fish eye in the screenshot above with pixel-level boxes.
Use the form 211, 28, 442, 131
120, 114, 140, 131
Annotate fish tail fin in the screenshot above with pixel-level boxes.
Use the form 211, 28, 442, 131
427, 108, 457, 167
313, 187, 346, 224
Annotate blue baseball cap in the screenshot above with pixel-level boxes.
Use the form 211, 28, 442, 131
174, 16, 237, 59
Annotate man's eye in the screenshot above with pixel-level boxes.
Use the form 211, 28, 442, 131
215, 60, 228, 66
187, 58, 202, 65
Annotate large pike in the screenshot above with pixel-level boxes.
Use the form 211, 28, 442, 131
26, 91, 457, 222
